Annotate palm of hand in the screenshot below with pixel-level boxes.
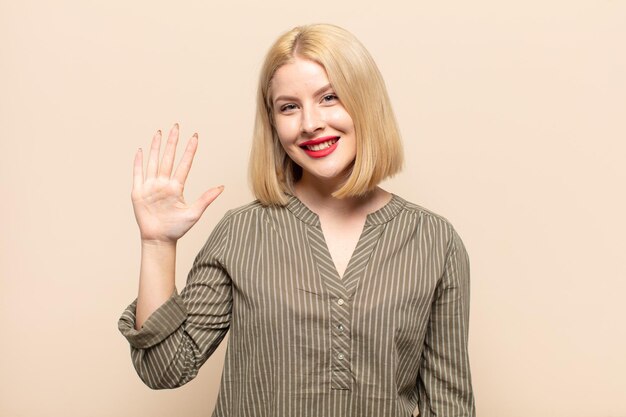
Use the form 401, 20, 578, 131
131, 124, 223, 244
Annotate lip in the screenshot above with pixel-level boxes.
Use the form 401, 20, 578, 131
298, 136, 340, 147
301, 138, 340, 158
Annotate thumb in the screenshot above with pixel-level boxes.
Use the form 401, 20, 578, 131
191, 185, 225, 218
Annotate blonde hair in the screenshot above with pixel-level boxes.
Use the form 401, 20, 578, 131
249, 23, 404, 206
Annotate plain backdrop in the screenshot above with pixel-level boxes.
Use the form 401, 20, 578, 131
1, 1, 625, 416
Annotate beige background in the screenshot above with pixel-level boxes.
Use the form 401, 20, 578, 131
1, 0, 625, 416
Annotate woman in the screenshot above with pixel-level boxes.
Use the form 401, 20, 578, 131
119, 23, 475, 417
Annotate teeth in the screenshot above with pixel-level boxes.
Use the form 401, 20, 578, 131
306, 138, 338, 151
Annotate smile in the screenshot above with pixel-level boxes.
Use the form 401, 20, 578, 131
303, 138, 338, 151
299, 137, 340, 158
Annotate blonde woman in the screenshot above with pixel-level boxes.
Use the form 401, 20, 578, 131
119, 23, 475, 417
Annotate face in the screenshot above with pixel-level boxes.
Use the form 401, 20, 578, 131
271, 57, 356, 187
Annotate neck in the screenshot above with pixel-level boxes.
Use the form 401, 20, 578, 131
293, 175, 387, 218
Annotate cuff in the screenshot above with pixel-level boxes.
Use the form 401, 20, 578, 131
117, 290, 187, 349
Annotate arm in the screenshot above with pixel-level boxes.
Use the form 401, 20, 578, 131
417, 227, 476, 417
118, 213, 233, 389
117, 124, 227, 388
135, 240, 177, 330
129, 124, 224, 328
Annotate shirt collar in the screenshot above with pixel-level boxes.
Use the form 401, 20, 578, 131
285, 193, 405, 226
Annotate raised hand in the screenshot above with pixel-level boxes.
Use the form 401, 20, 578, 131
131, 123, 224, 244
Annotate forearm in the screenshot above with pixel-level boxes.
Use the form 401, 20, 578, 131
135, 240, 177, 329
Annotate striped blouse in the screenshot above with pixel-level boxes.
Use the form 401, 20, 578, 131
118, 193, 475, 417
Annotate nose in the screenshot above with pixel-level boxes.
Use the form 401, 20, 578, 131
300, 105, 325, 135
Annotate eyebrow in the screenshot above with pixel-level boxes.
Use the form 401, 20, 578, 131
273, 83, 333, 105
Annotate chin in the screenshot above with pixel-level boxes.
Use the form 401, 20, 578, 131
310, 168, 352, 183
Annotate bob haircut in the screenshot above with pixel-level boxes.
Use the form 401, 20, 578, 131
249, 23, 404, 206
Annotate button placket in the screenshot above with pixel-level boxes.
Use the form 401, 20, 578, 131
330, 295, 352, 390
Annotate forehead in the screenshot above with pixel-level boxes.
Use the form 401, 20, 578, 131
271, 58, 330, 98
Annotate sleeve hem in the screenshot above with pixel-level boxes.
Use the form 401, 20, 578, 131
117, 290, 187, 349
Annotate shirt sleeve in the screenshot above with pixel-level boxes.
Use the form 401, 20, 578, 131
117, 211, 233, 389
417, 226, 476, 417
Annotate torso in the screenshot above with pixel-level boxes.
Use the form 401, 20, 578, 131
202, 191, 468, 415
318, 215, 366, 279
315, 188, 393, 279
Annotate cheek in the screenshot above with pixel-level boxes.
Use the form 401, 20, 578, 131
328, 109, 354, 131
274, 118, 298, 144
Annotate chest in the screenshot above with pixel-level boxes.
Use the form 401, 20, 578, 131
225, 208, 446, 308
225, 212, 444, 367
319, 216, 366, 279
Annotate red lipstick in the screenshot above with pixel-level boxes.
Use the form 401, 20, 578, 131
299, 136, 340, 158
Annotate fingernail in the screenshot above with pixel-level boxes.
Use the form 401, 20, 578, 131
193, 133, 198, 138
218, 185, 225, 190
157, 130, 161, 135
174, 122, 179, 129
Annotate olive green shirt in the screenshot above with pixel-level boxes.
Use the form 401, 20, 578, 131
118, 193, 475, 417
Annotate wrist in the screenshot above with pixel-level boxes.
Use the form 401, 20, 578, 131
141, 239, 177, 249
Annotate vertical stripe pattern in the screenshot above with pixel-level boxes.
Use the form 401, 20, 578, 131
118, 193, 475, 417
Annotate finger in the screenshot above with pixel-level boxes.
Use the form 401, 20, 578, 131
191, 185, 225, 218
158, 123, 179, 178
173, 133, 198, 186
146, 130, 162, 180
133, 148, 144, 191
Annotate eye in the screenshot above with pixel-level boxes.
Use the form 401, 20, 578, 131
322, 93, 338, 103
279, 103, 298, 113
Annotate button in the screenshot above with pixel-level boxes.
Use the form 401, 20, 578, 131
338, 353, 345, 360
337, 298, 345, 306
337, 324, 344, 332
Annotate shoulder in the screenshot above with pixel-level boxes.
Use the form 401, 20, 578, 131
223, 199, 266, 218
198, 200, 268, 253
392, 194, 468, 257
395, 195, 469, 261
219, 198, 288, 227
394, 194, 458, 234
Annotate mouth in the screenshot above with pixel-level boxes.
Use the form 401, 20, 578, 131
299, 136, 339, 158
299, 136, 340, 158
299, 136, 340, 151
